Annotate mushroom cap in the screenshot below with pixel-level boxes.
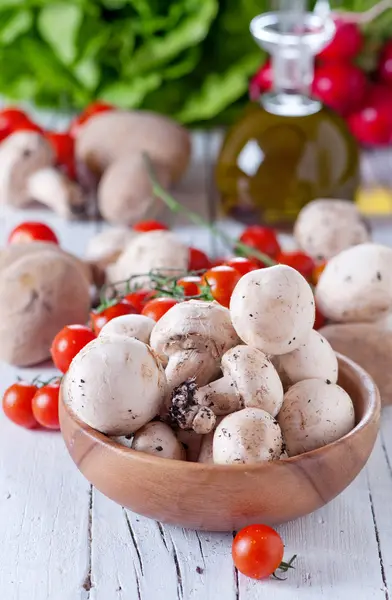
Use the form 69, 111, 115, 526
99, 314, 155, 344
213, 408, 283, 465
85, 227, 136, 265
278, 379, 355, 457
63, 335, 167, 435
106, 230, 189, 288
131, 421, 185, 460
273, 330, 338, 389
0, 131, 54, 207
98, 155, 171, 226
315, 243, 392, 323
75, 109, 191, 182
150, 300, 241, 359
222, 345, 284, 417
294, 199, 369, 261
230, 265, 315, 355
111, 434, 133, 448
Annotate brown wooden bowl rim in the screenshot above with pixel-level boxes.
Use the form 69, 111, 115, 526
60, 352, 380, 473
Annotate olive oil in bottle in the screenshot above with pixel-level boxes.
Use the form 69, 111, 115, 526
216, 2, 360, 226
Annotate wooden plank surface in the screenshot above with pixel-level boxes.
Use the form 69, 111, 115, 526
0, 121, 392, 599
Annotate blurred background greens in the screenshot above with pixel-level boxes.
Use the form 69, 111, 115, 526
1, 0, 391, 125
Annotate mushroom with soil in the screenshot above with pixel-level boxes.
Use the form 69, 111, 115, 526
75, 110, 191, 225
315, 243, 392, 323
114, 421, 185, 460
62, 335, 167, 435
230, 265, 315, 355
169, 345, 284, 433
212, 408, 283, 465
99, 314, 155, 344
0, 131, 86, 219
273, 329, 338, 389
294, 198, 370, 261
277, 379, 355, 456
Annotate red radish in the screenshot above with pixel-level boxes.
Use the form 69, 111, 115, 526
312, 63, 367, 115
347, 104, 392, 146
366, 83, 392, 108
249, 60, 273, 100
378, 40, 392, 86
318, 19, 363, 62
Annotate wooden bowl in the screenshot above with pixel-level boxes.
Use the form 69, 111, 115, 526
60, 354, 380, 532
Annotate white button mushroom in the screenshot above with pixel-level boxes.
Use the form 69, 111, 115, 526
212, 408, 283, 465
273, 330, 338, 389
85, 227, 136, 267
62, 335, 167, 435
278, 379, 355, 457
129, 421, 185, 460
294, 198, 370, 261
150, 300, 241, 392
230, 265, 315, 355
315, 243, 392, 323
99, 314, 155, 344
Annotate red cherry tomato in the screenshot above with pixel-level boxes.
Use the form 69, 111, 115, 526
378, 40, 392, 86
0, 108, 33, 141
141, 297, 179, 321
225, 256, 260, 276
2, 382, 38, 429
69, 101, 115, 138
312, 63, 367, 116
314, 305, 326, 330
188, 247, 212, 272
45, 131, 76, 179
177, 276, 202, 297
202, 265, 241, 308
249, 60, 273, 101
124, 289, 155, 313
32, 381, 60, 430
8, 221, 59, 245
91, 300, 137, 335
232, 524, 284, 580
51, 325, 96, 373
239, 226, 281, 262
277, 251, 315, 281
11, 121, 43, 135
318, 19, 363, 62
133, 220, 169, 233
348, 103, 392, 147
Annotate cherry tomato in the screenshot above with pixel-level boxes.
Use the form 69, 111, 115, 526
318, 19, 363, 62
51, 325, 96, 373
133, 220, 168, 233
177, 276, 202, 297
141, 297, 179, 321
239, 226, 281, 262
312, 63, 367, 116
2, 382, 38, 429
312, 261, 326, 285
348, 103, 392, 147
249, 60, 273, 101
0, 108, 33, 141
124, 289, 155, 313
45, 131, 76, 179
378, 40, 392, 86
91, 300, 137, 335
202, 265, 241, 308
8, 221, 59, 245
232, 524, 284, 580
314, 305, 326, 330
226, 256, 259, 276
277, 251, 315, 281
188, 247, 212, 272
32, 381, 60, 430
69, 101, 114, 138
12, 121, 43, 135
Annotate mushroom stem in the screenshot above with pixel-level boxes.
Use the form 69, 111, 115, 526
194, 376, 242, 416
165, 349, 220, 393
169, 379, 217, 434
27, 167, 86, 219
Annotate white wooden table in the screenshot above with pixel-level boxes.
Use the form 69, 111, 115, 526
1, 117, 392, 600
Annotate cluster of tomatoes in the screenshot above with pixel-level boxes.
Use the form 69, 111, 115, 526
0, 101, 114, 181
3, 378, 61, 431
250, 18, 392, 147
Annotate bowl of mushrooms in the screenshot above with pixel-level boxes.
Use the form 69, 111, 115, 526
60, 265, 380, 531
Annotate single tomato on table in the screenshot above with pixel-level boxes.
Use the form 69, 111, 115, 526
124, 289, 155, 313
141, 297, 179, 321
2, 381, 38, 429
91, 300, 137, 335
177, 275, 202, 297
32, 381, 61, 430
239, 226, 281, 262
51, 324, 96, 373
226, 256, 259, 276
133, 220, 168, 233
202, 265, 241, 308
188, 247, 211, 272
277, 251, 315, 281
232, 524, 284, 580
8, 221, 59, 245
